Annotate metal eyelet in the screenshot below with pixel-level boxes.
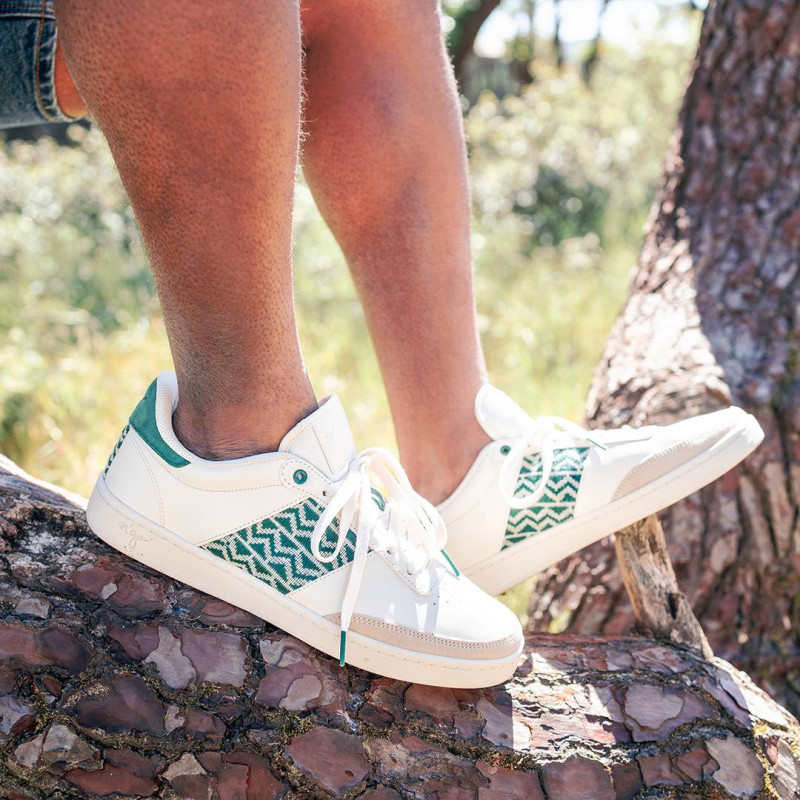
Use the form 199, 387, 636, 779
500, 445, 511, 455
293, 469, 308, 485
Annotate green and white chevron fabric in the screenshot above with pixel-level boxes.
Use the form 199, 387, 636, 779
503, 447, 589, 549
202, 499, 356, 594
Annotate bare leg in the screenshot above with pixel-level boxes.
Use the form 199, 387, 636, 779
55, 0, 315, 458
54, 41, 86, 118
302, 0, 490, 504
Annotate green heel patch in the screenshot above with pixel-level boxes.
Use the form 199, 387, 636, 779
129, 379, 190, 468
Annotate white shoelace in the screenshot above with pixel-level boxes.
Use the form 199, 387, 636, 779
310, 447, 448, 666
498, 416, 607, 510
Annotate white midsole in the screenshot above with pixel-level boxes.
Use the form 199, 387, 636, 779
86, 476, 522, 688
466, 413, 765, 596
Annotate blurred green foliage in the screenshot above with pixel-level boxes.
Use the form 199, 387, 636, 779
0, 28, 696, 616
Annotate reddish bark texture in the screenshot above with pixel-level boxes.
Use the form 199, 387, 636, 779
529, 0, 800, 716
1, 458, 800, 798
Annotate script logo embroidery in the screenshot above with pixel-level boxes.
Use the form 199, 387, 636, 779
118, 519, 150, 549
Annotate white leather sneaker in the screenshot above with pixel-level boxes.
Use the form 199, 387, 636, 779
87, 373, 523, 688
438, 385, 764, 596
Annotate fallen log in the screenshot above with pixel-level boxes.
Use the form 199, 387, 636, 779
529, 0, 800, 721
1, 456, 799, 800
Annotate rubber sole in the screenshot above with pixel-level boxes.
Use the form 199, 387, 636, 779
466, 413, 765, 596
86, 476, 522, 688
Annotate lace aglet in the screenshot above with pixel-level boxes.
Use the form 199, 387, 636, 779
339, 630, 347, 667
441, 549, 460, 577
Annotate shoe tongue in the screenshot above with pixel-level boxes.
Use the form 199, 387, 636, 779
279, 395, 356, 479
475, 384, 533, 440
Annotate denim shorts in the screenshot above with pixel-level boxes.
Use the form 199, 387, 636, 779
0, 0, 76, 128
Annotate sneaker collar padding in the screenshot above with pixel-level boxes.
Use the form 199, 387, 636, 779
149, 372, 356, 477
279, 395, 356, 479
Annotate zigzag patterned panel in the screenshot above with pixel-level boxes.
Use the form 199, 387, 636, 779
202, 499, 356, 594
503, 447, 589, 549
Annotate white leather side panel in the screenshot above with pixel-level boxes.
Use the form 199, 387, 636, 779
574, 409, 742, 517
105, 430, 164, 526
437, 444, 511, 571
105, 430, 320, 546
151, 457, 310, 545
573, 445, 648, 517
289, 553, 519, 642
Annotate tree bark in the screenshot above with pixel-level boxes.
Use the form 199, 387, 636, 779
614, 515, 713, 659
528, 0, 800, 718
447, 0, 502, 85
1, 461, 800, 799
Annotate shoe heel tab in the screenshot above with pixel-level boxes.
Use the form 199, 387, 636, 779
129, 377, 190, 468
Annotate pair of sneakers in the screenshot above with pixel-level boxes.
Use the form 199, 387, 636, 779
87, 373, 763, 688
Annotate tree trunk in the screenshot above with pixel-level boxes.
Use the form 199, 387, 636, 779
528, 0, 800, 718
2, 460, 800, 799
447, 0, 502, 85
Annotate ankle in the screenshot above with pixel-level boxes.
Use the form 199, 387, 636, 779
401, 419, 490, 505
173, 396, 318, 460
